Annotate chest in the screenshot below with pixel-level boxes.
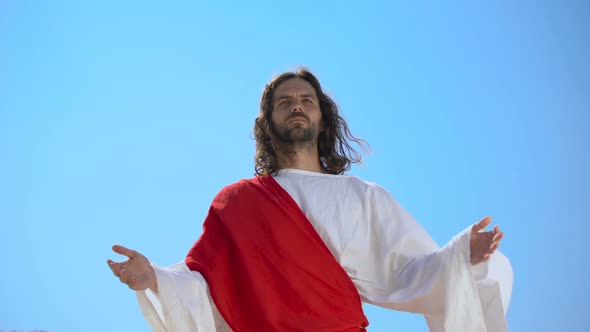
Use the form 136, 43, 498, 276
274, 177, 370, 261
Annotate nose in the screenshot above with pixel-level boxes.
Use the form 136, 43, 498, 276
291, 101, 304, 112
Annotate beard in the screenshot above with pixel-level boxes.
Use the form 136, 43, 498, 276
271, 119, 319, 147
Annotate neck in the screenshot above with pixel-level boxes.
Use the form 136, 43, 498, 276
276, 142, 323, 173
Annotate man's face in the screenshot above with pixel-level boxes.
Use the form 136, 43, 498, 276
270, 78, 322, 145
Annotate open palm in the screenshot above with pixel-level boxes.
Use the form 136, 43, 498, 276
107, 245, 157, 292
470, 216, 504, 265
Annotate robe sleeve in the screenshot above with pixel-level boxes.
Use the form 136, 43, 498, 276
135, 262, 231, 332
340, 185, 513, 332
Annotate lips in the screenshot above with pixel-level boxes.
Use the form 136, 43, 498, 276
289, 117, 308, 124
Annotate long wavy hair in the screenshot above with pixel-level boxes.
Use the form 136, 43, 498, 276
253, 68, 368, 176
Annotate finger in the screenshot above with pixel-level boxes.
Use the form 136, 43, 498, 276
120, 268, 130, 284
120, 269, 137, 289
492, 231, 504, 242
107, 259, 122, 277
128, 275, 137, 289
488, 241, 500, 253
472, 216, 492, 233
473, 252, 491, 265
112, 244, 138, 259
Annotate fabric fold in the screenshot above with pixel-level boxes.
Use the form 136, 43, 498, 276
134, 170, 513, 332
185, 176, 369, 331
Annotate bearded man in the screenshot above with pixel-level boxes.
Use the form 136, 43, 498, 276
108, 69, 513, 332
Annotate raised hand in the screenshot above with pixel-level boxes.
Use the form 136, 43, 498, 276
107, 245, 158, 292
470, 216, 504, 265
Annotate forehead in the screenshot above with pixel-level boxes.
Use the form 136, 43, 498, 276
273, 78, 318, 100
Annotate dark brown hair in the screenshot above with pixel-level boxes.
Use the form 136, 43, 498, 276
253, 68, 367, 176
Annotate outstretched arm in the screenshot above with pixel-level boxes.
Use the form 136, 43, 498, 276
107, 245, 227, 331
341, 185, 512, 331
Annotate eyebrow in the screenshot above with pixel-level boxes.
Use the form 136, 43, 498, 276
274, 93, 317, 102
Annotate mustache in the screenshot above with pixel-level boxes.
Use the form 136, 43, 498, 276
286, 112, 310, 122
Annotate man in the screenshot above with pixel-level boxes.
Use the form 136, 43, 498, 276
108, 69, 513, 332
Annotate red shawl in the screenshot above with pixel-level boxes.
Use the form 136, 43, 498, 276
185, 176, 368, 331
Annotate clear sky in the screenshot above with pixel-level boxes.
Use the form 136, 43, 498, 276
1, 1, 588, 331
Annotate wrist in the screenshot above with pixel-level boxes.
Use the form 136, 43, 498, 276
148, 266, 158, 293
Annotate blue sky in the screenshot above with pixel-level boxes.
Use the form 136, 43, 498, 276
0, 1, 588, 331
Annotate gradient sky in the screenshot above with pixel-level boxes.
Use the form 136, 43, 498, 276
1, 1, 588, 331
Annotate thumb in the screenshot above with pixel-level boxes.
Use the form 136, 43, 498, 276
112, 244, 138, 259
472, 216, 492, 233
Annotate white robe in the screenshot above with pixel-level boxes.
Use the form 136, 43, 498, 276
136, 169, 513, 332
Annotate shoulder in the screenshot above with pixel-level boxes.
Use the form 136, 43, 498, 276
317, 174, 396, 209
346, 175, 393, 198
215, 177, 259, 196
213, 176, 271, 203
